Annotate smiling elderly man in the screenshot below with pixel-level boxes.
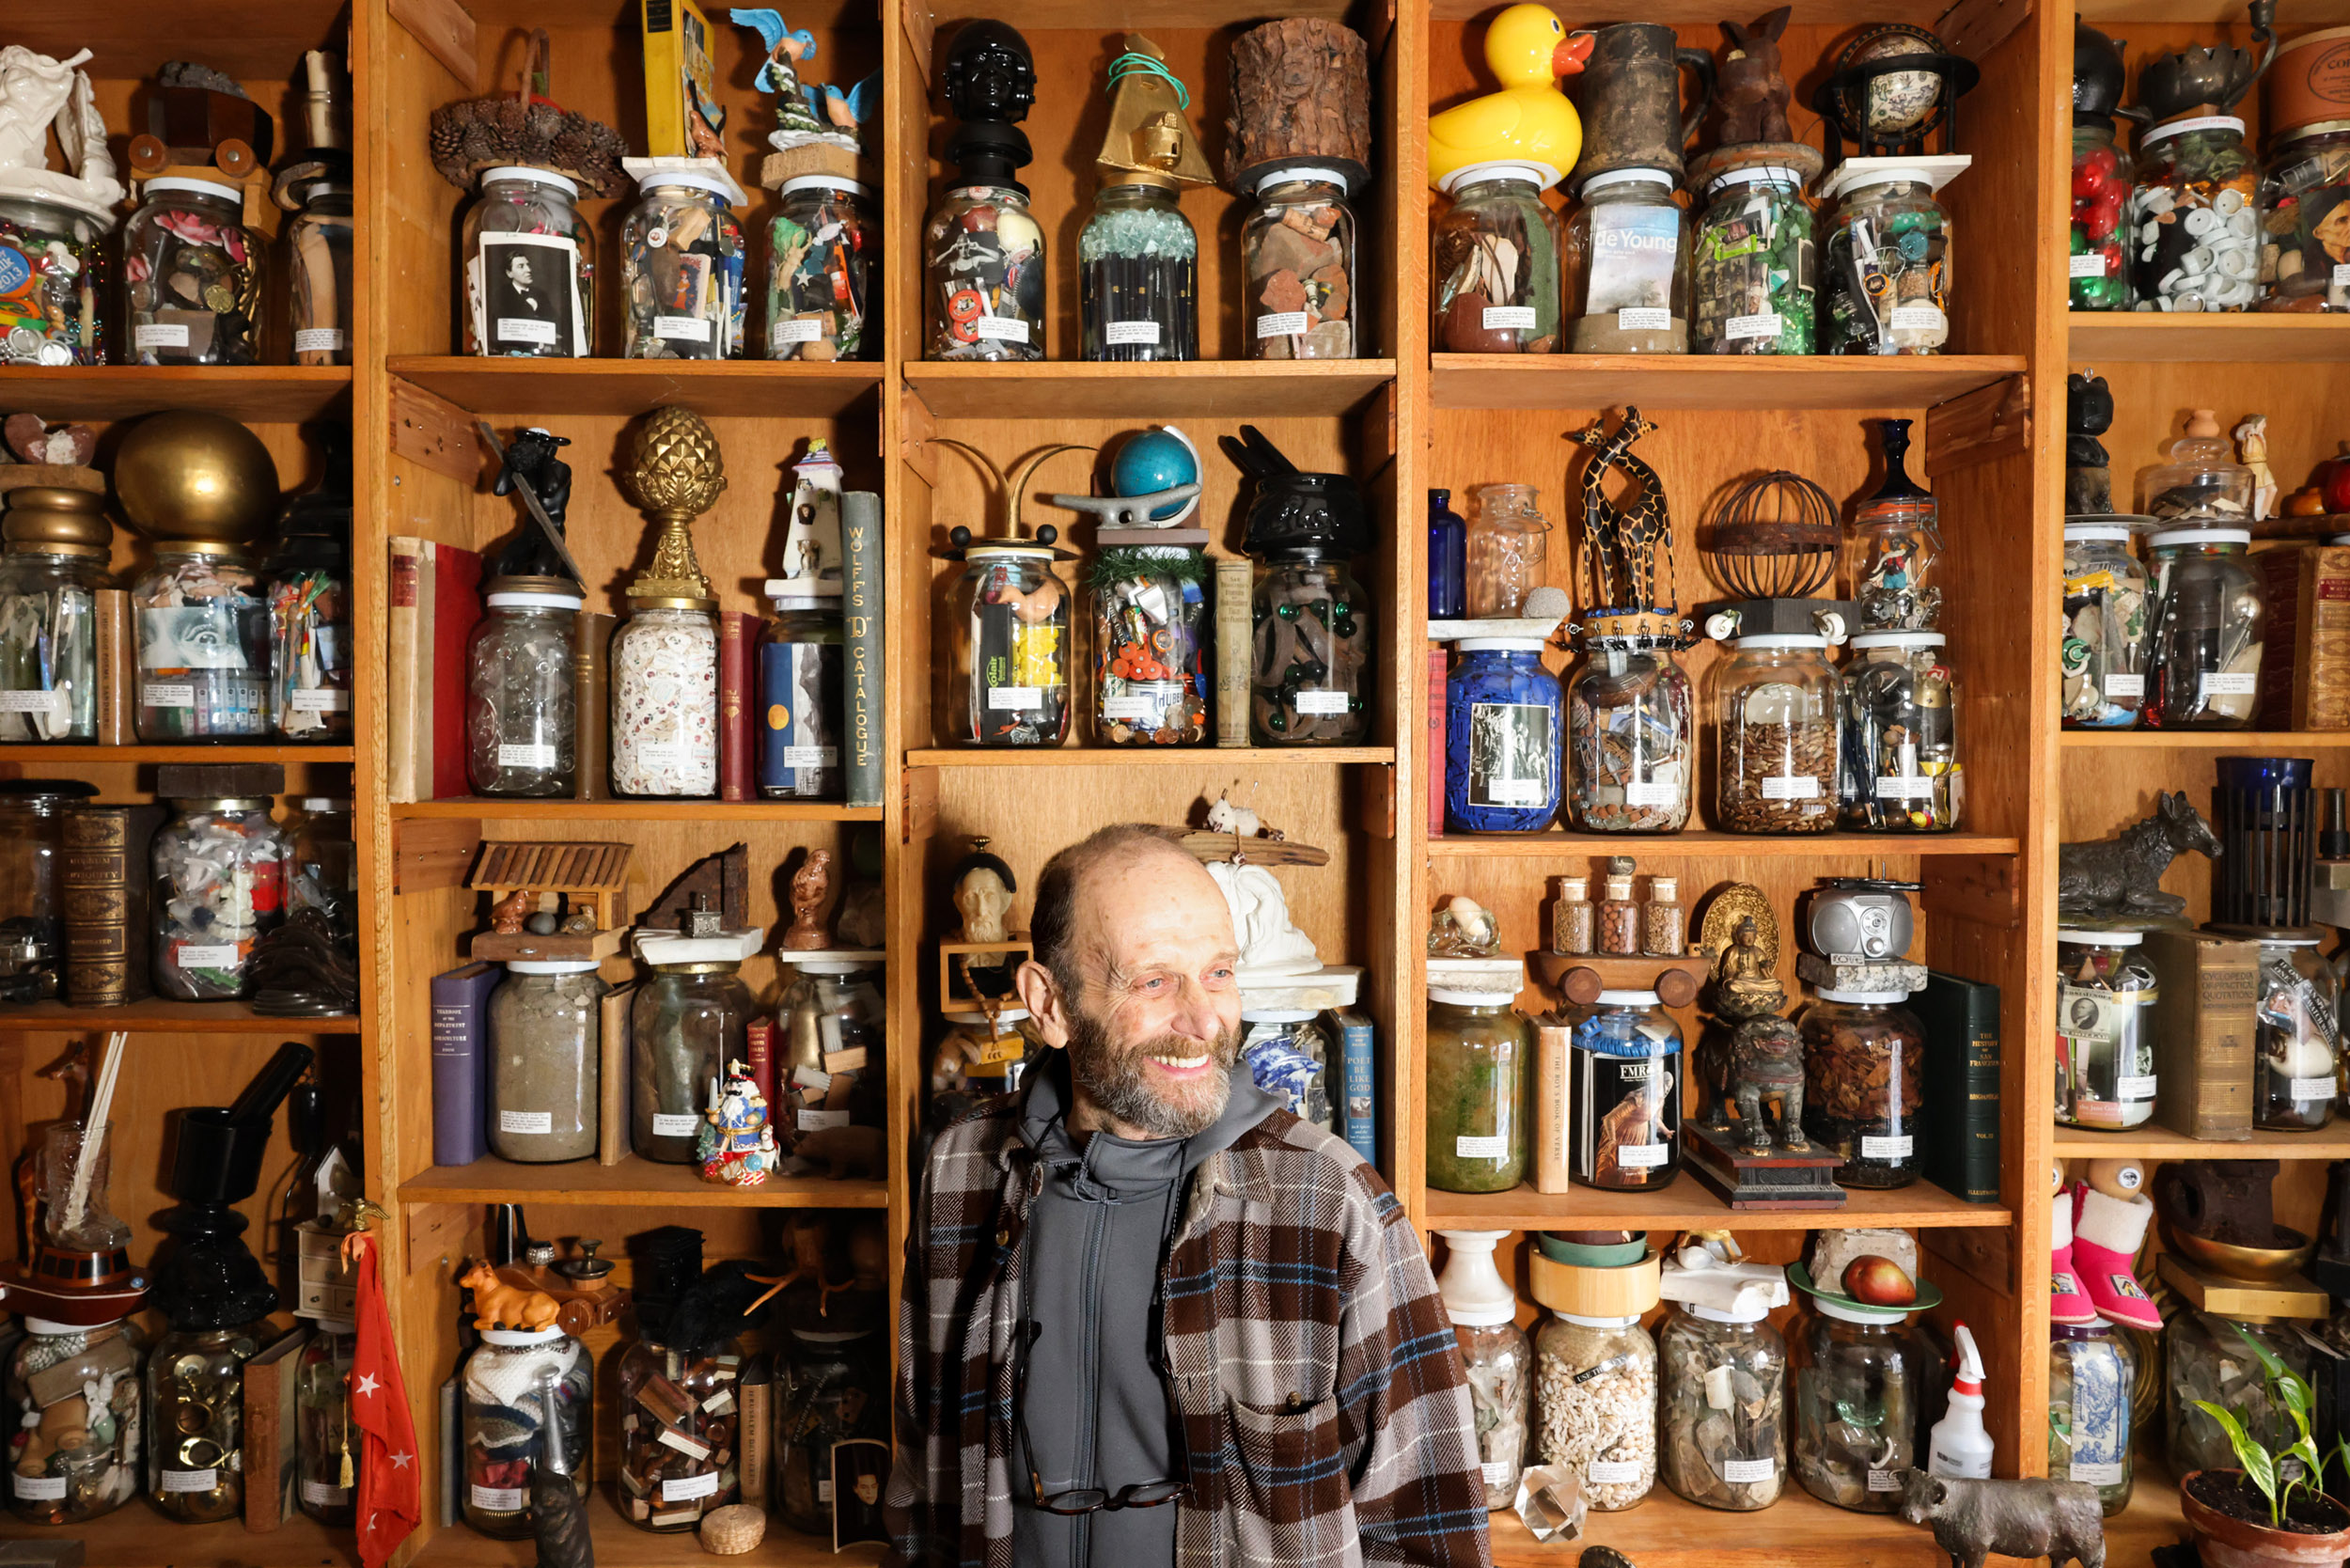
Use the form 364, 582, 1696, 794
885, 823, 1491, 1568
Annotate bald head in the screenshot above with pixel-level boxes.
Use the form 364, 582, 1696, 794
1029, 823, 1208, 989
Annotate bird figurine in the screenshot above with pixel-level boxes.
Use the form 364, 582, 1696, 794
1428, 4, 1593, 192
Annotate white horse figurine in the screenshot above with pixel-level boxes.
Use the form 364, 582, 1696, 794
0, 46, 124, 220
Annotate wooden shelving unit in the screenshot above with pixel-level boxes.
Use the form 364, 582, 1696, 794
1429, 352, 2029, 411
389, 358, 885, 418
2069, 312, 2350, 362
389, 798, 885, 822
1422, 1178, 2009, 1234
1428, 831, 2023, 858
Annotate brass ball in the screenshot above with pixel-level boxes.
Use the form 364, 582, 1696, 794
111, 412, 280, 544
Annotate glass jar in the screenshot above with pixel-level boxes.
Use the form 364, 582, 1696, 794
616, 1331, 741, 1530
1535, 1311, 1657, 1510
0, 535, 106, 743
1429, 489, 1467, 619
489, 960, 608, 1162
1467, 482, 1551, 619
2138, 416, 2256, 525
2055, 929, 2159, 1130
2071, 120, 2135, 311
461, 1325, 592, 1537
2050, 1318, 2134, 1517
1426, 989, 1529, 1193
1251, 552, 1371, 745
283, 175, 354, 364
1090, 543, 1209, 745
282, 794, 355, 937
1847, 425, 1944, 633
2259, 121, 2350, 311
759, 588, 843, 796
1568, 990, 1682, 1189
148, 1321, 266, 1521
951, 542, 1071, 746
133, 546, 269, 741
1823, 169, 1954, 353
152, 793, 286, 1001
1564, 167, 1690, 353
1079, 179, 1197, 362
1244, 169, 1357, 359
923, 182, 1045, 361
266, 531, 352, 743
633, 960, 754, 1162
2144, 528, 2264, 729
295, 1321, 356, 1526
1658, 1301, 1787, 1510
1792, 1297, 1924, 1513
1715, 635, 1841, 834
776, 1324, 889, 1533
612, 602, 719, 797
468, 577, 583, 797
2254, 934, 2340, 1132
1449, 1285, 1532, 1510
0, 779, 90, 1002
123, 177, 261, 365
6, 1315, 142, 1524
1446, 636, 1562, 833
1799, 990, 1926, 1187
2167, 1309, 2317, 1475
462, 166, 593, 357
768, 176, 877, 361
1240, 1009, 1335, 1133
621, 171, 745, 360
2131, 117, 2260, 312
0, 195, 107, 365
1839, 633, 1962, 832
1692, 165, 1816, 353
2061, 522, 2151, 728
1433, 165, 1561, 353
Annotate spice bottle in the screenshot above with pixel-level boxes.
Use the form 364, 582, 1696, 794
2055, 929, 2158, 1130
1692, 165, 1816, 353
1433, 163, 1562, 353
467, 576, 583, 796
1436, 1230, 1532, 1510
1445, 635, 1563, 833
461, 167, 593, 357
1244, 169, 1358, 359
1658, 1297, 1788, 1510
1563, 167, 1691, 353
1552, 876, 1595, 956
1568, 990, 1682, 1189
1597, 869, 1640, 956
1467, 483, 1552, 619
1643, 876, 1684, 957
619, 163, 747, 360
123, 177, 262, 365
1425, 987, 1529, 1194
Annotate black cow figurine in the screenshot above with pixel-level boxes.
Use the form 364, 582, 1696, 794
1898, 1470, 2105, 1568
2056, 790, 2221, 919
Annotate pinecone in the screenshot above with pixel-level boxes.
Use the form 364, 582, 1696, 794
428, 104, 471, 187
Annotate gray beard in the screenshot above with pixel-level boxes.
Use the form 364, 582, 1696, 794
1064, 1006, 1240, 1139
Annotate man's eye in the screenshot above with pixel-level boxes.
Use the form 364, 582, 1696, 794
1138, 977, 1166, 993
1205, 968, 1234, 985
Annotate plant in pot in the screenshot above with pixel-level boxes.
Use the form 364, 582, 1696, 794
2182, 1322, 2350, 1568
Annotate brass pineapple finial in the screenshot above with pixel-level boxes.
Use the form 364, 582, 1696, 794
623, 406, 726, 605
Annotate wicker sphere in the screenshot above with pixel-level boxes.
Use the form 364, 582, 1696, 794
699, 1503, 767, 1554
111, 411, 279, 545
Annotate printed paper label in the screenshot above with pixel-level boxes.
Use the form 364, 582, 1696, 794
1875, 776, 1935, 799
976, 316, 1030, 343
1868, 1468, 1904, 1492
1889, 304, 1947, 331
176, 943, 240, 968
0, 689, 61, 713
1481, 1459, 1512, 1487
10, 1475, 64, 1500
1294, 689, 1352, 715
499, 1110, 553, 1135
1481, 306, 1539, 331
164, 1467, 221, 1493
655, 314, 713, 341
303, 1480, 352, 1506
2333, 263, 2350, 288
1721, 1458, 1777, 1484
1623, 780, 1681, 807
703, 1388, 736, 1416
1616, 306, 1671, 331
1105, 321, 1163, 346
1454, 1135, 1509, 1159
295, 328, 348, 353
2071, 1460, 2126, 1485
1616, 1142, 1668, 1168
1725, 311, 1782, 339
498, 742, 558, 769
2115, 1074, 2158, 1101
1103, 685, 1181, 721
2292, 1076, 2339, 1102
1256, 311, 1308, 338
290, 687, 351, 711
798, 1108, 852, 1133
2104, 673, 2144, 697
1860, 1134, 1914, 1159
987, 685, 1042, 711
781, 745, 838, 767
135, 323, 191, 349
2069, 254, 2107, 278
472, 1483, 525, 1511
2201, 670, 2259, 696
771, 318, 824, 345
144, 682, 196, 709
1760, 775, 1822, 800
658, 1427, 712, 1459
1588, 1460, 1641, 1484
817, 1479, 836, 1503
495, 318, 558, 345
651, 1113, 699, 1137
664, 1470, 722, 1502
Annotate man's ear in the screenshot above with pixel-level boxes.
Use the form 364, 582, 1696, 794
1013, 958, 1072, 1047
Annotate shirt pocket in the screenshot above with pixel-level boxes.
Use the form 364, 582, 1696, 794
1221, 1391, 1357, 1565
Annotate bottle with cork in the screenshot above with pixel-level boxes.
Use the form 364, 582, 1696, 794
1553, 874, 1595, 956
1598, 858, 1640, 956
1643, 875, 1684, 957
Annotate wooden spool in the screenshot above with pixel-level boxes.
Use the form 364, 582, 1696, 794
1223, 19, 1372, 190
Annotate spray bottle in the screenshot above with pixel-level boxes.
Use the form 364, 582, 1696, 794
1927, 1321, 1994, 1479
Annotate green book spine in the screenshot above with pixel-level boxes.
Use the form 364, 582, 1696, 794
1917, 969, 2001, 1204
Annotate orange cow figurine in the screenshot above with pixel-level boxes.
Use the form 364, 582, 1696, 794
458, 1258, 561, 1331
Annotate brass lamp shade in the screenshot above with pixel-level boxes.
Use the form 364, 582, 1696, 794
111, 412, 280, 545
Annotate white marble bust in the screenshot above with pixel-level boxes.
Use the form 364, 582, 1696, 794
1204, 859, 1320, 977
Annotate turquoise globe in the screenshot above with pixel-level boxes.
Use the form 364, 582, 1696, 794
1110, 427, 1198, 521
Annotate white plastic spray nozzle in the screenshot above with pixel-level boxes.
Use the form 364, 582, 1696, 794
1951, 1322, 1983, 1395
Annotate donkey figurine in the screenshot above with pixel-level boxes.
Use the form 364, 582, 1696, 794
2056, 790, 2221, 918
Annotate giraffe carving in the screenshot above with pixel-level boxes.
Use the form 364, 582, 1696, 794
1574, 407, 1675, 614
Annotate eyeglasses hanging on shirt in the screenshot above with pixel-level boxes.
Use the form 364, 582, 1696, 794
1012, 1318, 1190, 1515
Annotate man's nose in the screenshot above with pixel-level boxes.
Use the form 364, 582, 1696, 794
1167, 980, 1225, 1043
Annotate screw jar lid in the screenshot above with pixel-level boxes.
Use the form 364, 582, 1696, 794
1815, 153, 1971, 203
1687, 1298, 1772, 1325
1430, 987, 1518, 1007
1848, 632, 1947, 651
143, 176, 244, 205
2141, 114, 2247, 146
294, 796, 351, 811
25, 1315, 122, 1335
480, 165, 581, 197
2063, 521, 2152, 541
2058, 928, 2142, 946
1818, 988, 1911, 1004
781, 173, 873, 198
1557, 1310, 1643, 1328
507, 959, 604, 974
631, 167, 744, 205
1581, 166, 1676, 195
1731, 634, 1829, 650
1706, 165, 1807, 196
1594, 989, 1661, 1006
1440, 160, 1553, 194
2148, 527, 2251, 547
485, 578, 586, 610
1243, 1008, 1319, 1024
1257, 165, 1352, 196
1457, 635, 1548, 652
944, 1007, 1029, 1026
479, 1325, 568, 1346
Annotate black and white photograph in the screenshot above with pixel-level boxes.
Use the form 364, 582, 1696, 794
474, 232, 583, 355
1468, 699, 1553, 808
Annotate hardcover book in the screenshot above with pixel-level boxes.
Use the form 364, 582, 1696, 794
1914, 970, 2001, 1203
431, 962, 501, 1166
2143, 927, 2258, 1142
1214, 558, 1252, 746
719, 608, 757, 802
574, 609, 614, 801
242, 1325, 308, 1530
387, 537, 485, 802
2258, 543, 2350, 730
1532, 1016, 1573, 1193
1426, 646, 1448, 838
844, 490, 885, 808
94, 588, 132, 745
641, 0, 725, 161
1329, 1008, 1378, 1168
387, 537, 428, 802
599, 980, 635, 1166
61, 803, 164, 1006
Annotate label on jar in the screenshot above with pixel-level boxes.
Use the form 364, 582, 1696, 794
1571, 1042, 1680, 1183
499, 1110, 553, 1135
1759, 775, 1821, 800
1105, 321, 1163, 346
817, 1479, 836, 1503
1867, 1468, 1904, 1493
1481, 1459, 1513, 1487
144, 682, 196, 708
976, 315, 1030, 343
11, 1474, 65, 1500
799, 1108, 852, 1133
494, 317, 558, 345
1104, 684, 1181, 721
1704, 1364, 1733, 1410
472, 1483, 525, 1511
295, 328, 349, 353
1256, 311, 1309, 338
655, 314, 713, 341
663, 1470, 721, 1502
1623, 780, 1680, 808
1889, 304, 1947, 331
1874, 776, 1935, 798
2292, 1076, 2338, 1101
651, 1112, 699, 1137
2105, 673, 2145, 697
164, 1467, 221, 1493
1588, 1460, 1641, 1484
304, 1479, 352, 1506
1454, 1135, 1509, 1159
2201, 670, 2259, 697
1468, 699, 1556, 808
176, 943, 241, 968
2335, 263, 2350, 289
499, 742, 558, 769
290, 687, 351, 711
988, 685, 1042, 711
2069, 254, 2107, 278
1616, 306, 1671, 332
1861, 1134, 1914, 1159
2115, 1074, 2158, 1101
2070, 1460, 2125, 1486
1482, 306, 1539, 331
1294, 689, 1352, 715
136, 322, 191, 349
772, 318, 824, 346
0, 689, 60, 713
704, 1388, 736, 1415
1720, 1458, 1777, 1484
1615, 1142, 1668, 1168
1724, 311, 1782, 340
760, 638, 842, 790
782, 745, 837, 768
659, 1427, 713, 1460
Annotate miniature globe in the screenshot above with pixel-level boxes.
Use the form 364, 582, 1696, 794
1110, 426, 1199, 522
1843, 24, 1946, 138
111, 411, 279, 544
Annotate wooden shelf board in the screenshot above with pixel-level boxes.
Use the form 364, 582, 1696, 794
1434, 0, 1951, 17
906, 745, 1394, 767
1429, 354, 2026, 412
0, 999, 358, 1034
1486, 1473, 1943, 1565
0, 1497, 354, 1566
398, 1155, 888, 1209
1423, 1177, 2009, 1232
2101, 1457, 2193, 1567
392, 797, 885, 822
2062, 729, 2350, 749
2056, 1122, 2350, 1159
389, 359, 884, 419
2068, 312, 2350, 363
901, 360, 1397, 420
1429, 830, 2019, 859
930, 0, 1359, 25
11, 4, 349, 80
411, 1491, 874, 1565
0, 745, 354, 765
0, 366, 352, 423
2077, 0, 2350, 24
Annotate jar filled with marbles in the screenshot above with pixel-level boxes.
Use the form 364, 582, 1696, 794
620, 166, 745, 360
265, 522, 352, 744
1846, 418, 1943, 632
1080, 179, 1197, 362
461, 1324, 592, 1538
0, 196, 108, 366
1568, 991, 1681, 1189
468, 577, 582, 797
1692, 165, 1816, 353
1564, 168, 1690, 353
1838, 633, 1961, 832
1822, 160, 1961, 354
612, 600, 719, 797
759, 586, 843, 797
295, 1321, 357, 1526
2131, 117, 2259, 311
2259, 121, 2350, 311
1253, 551, 1370, 745
462, 167, 593, 357
616, 1330, 740, 1530
1792, 1294, 1923, 1513
0, 506, 108, 743
1240, 1009, 1334, 1133
151, 791, 286, 1001
280, 168, 353, 364
489, 960, 607, 1162
2050, 1318, 2134, 1517
2071, 120, 2134, 311
149, 1320, 267, 1521
133, 546, 269, 741
6, 1315, 143, 1525
2167, 1309, 2316, 1475
768, 176, 876, 360
1433, 164, 1560, 353
950, 539, 1071, 746
2055, 929, 2158, 1130
632, 957, 753, 1162
1569, 630, 1692, 834
1658, 1297, 1788, 1511
1798, 989, 1926, 1187
1446, 635, 1562, 834
1467, 483, 1551, 619
1090, 541, 1209, 745
1535, 1309, 1657, 1510
2061, 521, 2150, 728
1425, 988, 1528, 1194
2144, 527, 2264, 729
1714, 635, 1841, 834
1243, 169, 1357, 359
924, 182, 1045, 361
2253, 933, 2340, 1132
123, 178, 261, 365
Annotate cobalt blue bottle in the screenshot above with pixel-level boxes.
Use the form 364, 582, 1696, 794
1445, 635, 1562, 833
1429, 489, 1466, 619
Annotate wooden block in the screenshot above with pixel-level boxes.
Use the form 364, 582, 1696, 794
389, 374, 485, 485
2156, 1253, 2328, 1319
1924, 374, 2029, 477
389, 0, 479, 93
1528, 951, 1709, 1008
393, 819, 481, 895
1921, 854, 2022, 928
900, 385, 939, 488
1921, 1219, 2016, 1295
2143, 928, 2259, 1143
405, 1202, 477, 1273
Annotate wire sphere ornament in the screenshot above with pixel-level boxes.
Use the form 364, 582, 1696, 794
1702, 470, 1840, 600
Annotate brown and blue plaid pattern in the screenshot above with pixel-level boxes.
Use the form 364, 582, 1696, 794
885, 1099, 1494, 1568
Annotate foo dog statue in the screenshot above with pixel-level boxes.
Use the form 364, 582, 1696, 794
2056, 790, 2220, 919
0, 47, 124, 220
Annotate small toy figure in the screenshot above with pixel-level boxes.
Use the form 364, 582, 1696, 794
1716, 8, 1794, 145
951, 837, 1016, 944
780, 439, 844, 588
696, 1060, 773, 1186
2066, 369, 2116, 516
2235, 414, 2278, 522
457, 1257, 561, 1330
490, 888, 532, 934
0, 46, 125, 216
2055, 789, 2222, 918
728, 9, 865, 153
1425, 5, 1592, 190
781, 847, 836, 950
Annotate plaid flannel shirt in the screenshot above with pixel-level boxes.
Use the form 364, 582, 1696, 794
885, 1096, 1493, 1568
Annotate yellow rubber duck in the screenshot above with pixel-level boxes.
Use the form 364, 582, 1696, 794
1429, 4, 1592, 192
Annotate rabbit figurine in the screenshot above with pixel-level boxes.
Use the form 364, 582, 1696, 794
1717, 7, 1794, 145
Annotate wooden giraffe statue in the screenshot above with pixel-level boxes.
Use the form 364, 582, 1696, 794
1574, 407, 1673, 612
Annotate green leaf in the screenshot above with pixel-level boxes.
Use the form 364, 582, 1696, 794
2195, 1399, 2283, 1526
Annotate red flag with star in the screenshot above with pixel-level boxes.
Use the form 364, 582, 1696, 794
343, 1230, 421, 1567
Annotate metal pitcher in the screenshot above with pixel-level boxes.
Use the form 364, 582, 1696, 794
1568, 23, 1716, 188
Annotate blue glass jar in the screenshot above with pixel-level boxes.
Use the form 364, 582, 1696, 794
1568, 989, 1682, 1190
1429, 490, 1466, 619
1446, 635, 1563, 833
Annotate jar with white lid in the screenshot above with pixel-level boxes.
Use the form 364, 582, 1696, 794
1433, 163, 1561, 353
1715, 634, 1841, 834
467, 575, 582, 797
2055, 929, 2158, 1130
949, 541, 1071, 746
1839, 632, 1961, 832
611, 599, 719, 797
1426, 988, 1528, 1194
1240, 1009, 1334, 1133
151, 792, 286, 1001
1568, 989, 1681, 1188
1535, 1309, 1657, 1509
1658, 1296, 1787, 1510
1243, 168, 1357, 359
133, 545, 269, 741
2144, 527, 2264, 729
2130, 116, 2259, 311
1564, 166, 1690, 353
488, 959, 608, 1162
283, 794, 354, 935
2258, 120, 2350, 310
1436, 1231, 1532, 1511
123, 176, 262, 365
1798, 989, 1926, 1187
1692, 165, 1815, 353
5, 1314, 143, 1524
620, 166, 745, 360
2049, 1317, 2134, 1516
2253, 933, 2339, 1132
1446, 635, 1563, 834
767, 175, 876, 360
1567, 631, 1693, 833
460, 1324, 591, 1537
2061, 521, 2151, 728
462, 166, 593, 357
632, 957, 753, 1163
1821, 162, 1958, 353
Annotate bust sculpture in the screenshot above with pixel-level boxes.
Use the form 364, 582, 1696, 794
0, 46, 124, 222
1204, 859, 1320, 976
